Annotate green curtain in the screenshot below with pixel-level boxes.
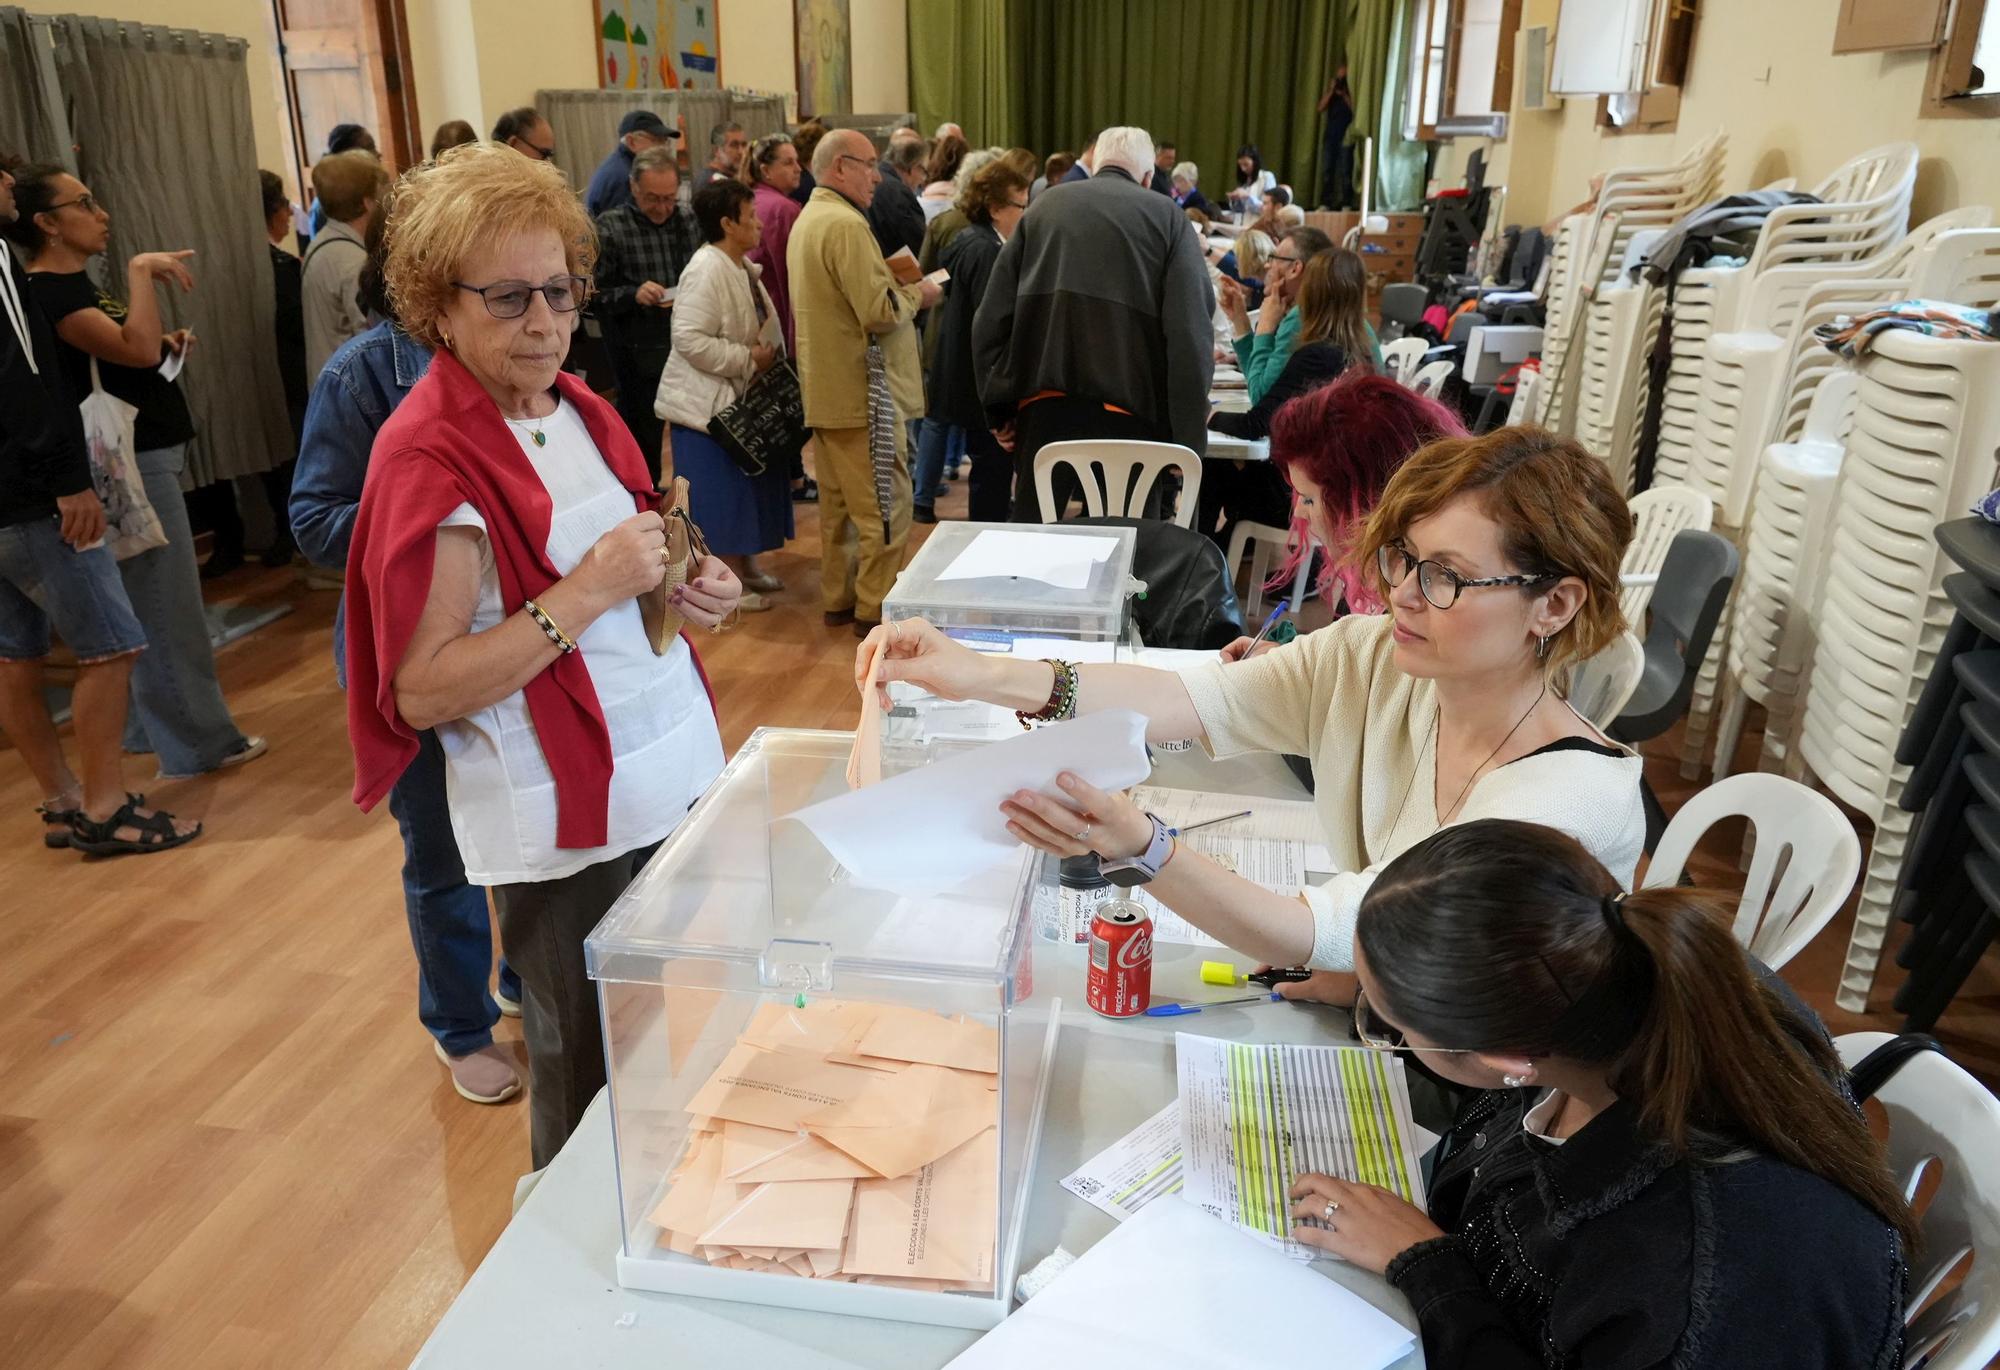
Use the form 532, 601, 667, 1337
908, 0, 1345, 211
1344, 0, 1427, 211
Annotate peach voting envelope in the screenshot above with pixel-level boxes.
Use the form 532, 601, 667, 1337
847, 635, 886, 789
698, 1176, 856, 1252
739, 1000, 876, 1059
843, 1127, 997, 1286
684, 1042, 883, 1131
803, 1063, 996, 1179
719, 1120, 882, 1184
854, 1004, 999, 1074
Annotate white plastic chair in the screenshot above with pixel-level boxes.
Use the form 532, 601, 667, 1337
1407, 358, 1455, 399
1619, 485, 1714, 624
1379, 337, 1429, 387
1032, 440, 1202, 528
1566, 630, 1644, 729
1836, 1033, 2000, 1370
1642, 772, 1860, 970
1224, 521, 1290, 619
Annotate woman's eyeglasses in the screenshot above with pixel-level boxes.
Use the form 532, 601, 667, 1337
454, 276, 590, 319
1352, 986, 1480, 1054
48, 194, 102, 214
1377, 542, 1559, 611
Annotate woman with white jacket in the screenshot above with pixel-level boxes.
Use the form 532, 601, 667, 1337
654, 178, 794, 610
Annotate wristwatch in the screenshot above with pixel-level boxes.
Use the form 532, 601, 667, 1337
1100, 812, 1175, 888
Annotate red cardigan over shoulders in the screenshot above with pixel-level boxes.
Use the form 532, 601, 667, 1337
344, 349, 709, 850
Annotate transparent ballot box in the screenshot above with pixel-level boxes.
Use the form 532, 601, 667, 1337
587, 729, 1060, 1329
879, 521, 1139, 773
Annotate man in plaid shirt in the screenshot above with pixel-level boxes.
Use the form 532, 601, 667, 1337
592, 145, 699, 483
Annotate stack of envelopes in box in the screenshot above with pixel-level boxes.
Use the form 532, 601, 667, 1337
651, 998, 1001, 1291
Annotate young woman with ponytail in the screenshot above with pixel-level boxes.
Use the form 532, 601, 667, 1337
1292, 819, 1911, 1369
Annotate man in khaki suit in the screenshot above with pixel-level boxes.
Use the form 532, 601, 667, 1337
787, 129, 942, 634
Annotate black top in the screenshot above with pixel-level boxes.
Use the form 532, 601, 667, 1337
1386, 1040, 1905, 1367
868, 162, 927, 261
30, 269, 196, 453
270, 243, 308, 428
0, 252, 92, 528
927, 221, 1003, 430
1210, 342, 1349, 440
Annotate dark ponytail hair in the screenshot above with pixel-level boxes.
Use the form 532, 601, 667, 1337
1357, 820, 1919, 1251
1, 163, 66, 252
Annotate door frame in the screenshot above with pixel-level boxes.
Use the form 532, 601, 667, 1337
266, 0, 423, 202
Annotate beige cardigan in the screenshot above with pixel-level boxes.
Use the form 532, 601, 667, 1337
1179, 614, 1647, 970
653, 243, 783, 431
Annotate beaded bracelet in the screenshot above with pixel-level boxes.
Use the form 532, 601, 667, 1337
524, 598, 577, 654
1016, 659, 1078, 729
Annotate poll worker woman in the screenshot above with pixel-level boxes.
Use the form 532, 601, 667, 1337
1296, 820, 1911, 1368
1243, 371, 1466, 622
343, 144, 735, 1169
857, 426, 1644, 999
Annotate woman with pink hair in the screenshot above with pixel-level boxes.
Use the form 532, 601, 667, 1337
1251, 372, 1465, 634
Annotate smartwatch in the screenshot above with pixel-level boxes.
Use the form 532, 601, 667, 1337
1100, 812, 1175, 888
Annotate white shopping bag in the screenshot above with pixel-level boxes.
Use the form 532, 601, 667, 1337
80, 356, 166, 560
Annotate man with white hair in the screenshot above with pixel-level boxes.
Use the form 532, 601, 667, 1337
934, 121, 964, 141
973, 126, 1215, 521
790, 130, 943, 634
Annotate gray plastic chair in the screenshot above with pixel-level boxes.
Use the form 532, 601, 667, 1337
1611, 529, 1739, 744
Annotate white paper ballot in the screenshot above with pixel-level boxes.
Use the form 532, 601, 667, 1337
157, 348, 187, 382
1060, 1099, 1183, 1222
787, 710, 1152, 895
943, 1198, 1417, 1370
934, 529, 1121, 590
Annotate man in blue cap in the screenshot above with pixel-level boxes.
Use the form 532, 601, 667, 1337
586, 110, 679, 216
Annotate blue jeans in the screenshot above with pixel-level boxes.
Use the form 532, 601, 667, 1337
0, 517, 147, 663
913, 417, 964, 508
117, 443, 248, 775
388, 727, 520, 1056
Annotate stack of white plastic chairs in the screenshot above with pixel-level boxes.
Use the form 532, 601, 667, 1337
1797, 326, 2000, 1011
1711, 224, 2000, 784
1674, 144, 1923, 526
1656, 144, 1920, 779
1713, 371, 1858, 785
1531, 221, 1584, 433
1532, 134, 1726, 452
1562, 135, 1728, 492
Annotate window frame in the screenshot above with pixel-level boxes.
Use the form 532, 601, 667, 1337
1922, 0, 2000, 119
1412, 0, 1524, 141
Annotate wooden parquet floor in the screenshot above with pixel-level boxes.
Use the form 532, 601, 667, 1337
1, 471, 1994, 1369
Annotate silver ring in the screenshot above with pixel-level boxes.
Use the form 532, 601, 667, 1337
1075, 823, 1092, 842
1323, 1200, 1338, 1220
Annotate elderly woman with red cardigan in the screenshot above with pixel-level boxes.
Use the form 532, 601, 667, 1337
344, 144, 739, 1169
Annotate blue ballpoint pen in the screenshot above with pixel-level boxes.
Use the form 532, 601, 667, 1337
1144, 992, 1285, 1017
1243, 599, 1290, 654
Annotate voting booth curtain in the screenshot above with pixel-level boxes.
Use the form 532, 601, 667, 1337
908, 0, 1430, 212
0, 9, 292, 489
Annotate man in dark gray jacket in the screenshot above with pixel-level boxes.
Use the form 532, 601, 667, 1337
972, 126, 1216, 521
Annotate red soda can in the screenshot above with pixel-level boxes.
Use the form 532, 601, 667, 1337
1086, 899, 1153, 1017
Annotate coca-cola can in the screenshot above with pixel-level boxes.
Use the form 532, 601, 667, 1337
1086, 899, 1153, 1017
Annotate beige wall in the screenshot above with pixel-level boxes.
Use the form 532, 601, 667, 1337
1438, 0, 2000, 231
26, 0, 910, 202
403, 0, 911, 137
